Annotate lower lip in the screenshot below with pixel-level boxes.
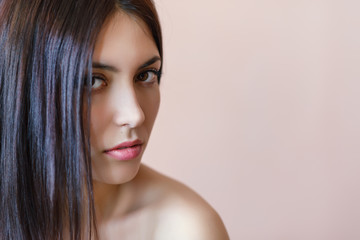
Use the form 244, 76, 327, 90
105, 145, 142, 161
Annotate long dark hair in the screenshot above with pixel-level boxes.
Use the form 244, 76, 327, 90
0, 0, 162, 239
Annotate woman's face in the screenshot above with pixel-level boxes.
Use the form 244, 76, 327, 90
90, 12, 161, 184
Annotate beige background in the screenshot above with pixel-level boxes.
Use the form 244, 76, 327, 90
143, 0, 360, 239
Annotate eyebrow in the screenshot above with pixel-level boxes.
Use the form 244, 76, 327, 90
92, 56, 161, 72
92, 62, 119, 72
138, 56, 161, 70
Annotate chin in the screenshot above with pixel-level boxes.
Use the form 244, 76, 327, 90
92, 159, 142, 185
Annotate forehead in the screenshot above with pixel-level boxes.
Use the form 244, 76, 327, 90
93, 11, 159, 68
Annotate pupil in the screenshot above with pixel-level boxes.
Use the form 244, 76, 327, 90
140, 72, 148, 81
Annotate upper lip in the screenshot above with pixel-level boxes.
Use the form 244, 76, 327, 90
104, 139, 143, 152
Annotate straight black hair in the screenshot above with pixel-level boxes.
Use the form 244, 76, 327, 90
0, 0, 162, 239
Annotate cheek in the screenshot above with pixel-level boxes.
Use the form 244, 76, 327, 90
89, 97, 109, 149
143, 89, 160, 126
89, 110, 100, 152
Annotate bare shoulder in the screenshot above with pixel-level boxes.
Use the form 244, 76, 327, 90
136, 164, 229, 240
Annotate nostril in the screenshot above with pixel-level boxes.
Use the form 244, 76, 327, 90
113, 101, 145, 128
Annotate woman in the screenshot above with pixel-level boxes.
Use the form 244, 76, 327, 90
0, 0, 229, 239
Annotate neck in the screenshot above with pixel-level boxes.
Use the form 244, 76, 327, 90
93, 179, 137, 223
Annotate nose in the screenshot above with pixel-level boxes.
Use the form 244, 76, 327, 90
112, 83, 145, 128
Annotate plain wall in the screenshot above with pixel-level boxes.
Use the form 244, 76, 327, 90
142, 0, 360, 239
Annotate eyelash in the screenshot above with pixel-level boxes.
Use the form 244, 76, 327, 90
136, 68, 161, 83
91, 74, 107, 91
91, 69, 161, 91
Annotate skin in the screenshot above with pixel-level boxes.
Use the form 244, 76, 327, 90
90, 11, 229, 240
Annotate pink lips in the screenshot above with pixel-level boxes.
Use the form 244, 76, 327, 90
104, 140, 143, 161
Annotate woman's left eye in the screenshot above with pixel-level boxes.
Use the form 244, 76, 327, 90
135, 69, 159, 84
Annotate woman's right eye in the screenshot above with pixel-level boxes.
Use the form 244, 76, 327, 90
91, 75, 107, 91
